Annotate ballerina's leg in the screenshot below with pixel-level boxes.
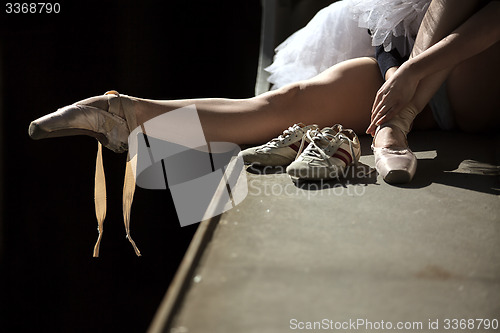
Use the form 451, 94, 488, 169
133, 57, 383, 144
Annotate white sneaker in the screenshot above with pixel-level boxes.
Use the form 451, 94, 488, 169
239, 123, 318, 166
286, 125, 361, 180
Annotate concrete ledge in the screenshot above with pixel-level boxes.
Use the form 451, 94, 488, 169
150, 131, 500, 333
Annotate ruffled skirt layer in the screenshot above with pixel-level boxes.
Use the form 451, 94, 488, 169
266, 0, 431, 89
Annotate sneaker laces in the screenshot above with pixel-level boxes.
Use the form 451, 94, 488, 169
93, 91, 141, 257
301, 129, 338, 168
260, 123, 307, 149
297, 128, 358, 169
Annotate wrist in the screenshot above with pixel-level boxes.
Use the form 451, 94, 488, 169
385, 66, 398, 80
401, 59, 423, 81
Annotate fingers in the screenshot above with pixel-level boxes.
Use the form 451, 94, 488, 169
367, 88, 390, 134
369, 105, 402, 134
367, 93, 402, 135
371, 90, 384, 121
366, 67, 419, 135
375, 107, 397, 126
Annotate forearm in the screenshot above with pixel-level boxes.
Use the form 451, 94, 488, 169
405, 1, 500, 80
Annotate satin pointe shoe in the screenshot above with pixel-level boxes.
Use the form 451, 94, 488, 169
28, 90, 137, 153
372, 104, 418, 184
28, 91, 141, 257
372, 128, 417, 184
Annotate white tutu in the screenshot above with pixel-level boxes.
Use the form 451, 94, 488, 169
351, 0, 431, 54
266, 0, 431, 89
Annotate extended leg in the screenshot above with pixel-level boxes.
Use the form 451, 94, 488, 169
131, 57, 383, 144
29, 57, 383, 151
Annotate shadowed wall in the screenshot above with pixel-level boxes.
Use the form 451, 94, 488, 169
0, 1, 261, 332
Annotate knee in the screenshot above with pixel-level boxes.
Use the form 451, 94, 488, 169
360, 56, 378, 64
266, 82, 302, 105
281, 82, 303, 97
254, 82, 303, 117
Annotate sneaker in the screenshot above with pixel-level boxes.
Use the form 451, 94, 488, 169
286, 125, 361, 180
239, 123, 318, 166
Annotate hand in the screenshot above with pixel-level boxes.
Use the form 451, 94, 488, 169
366, 63, 420, 135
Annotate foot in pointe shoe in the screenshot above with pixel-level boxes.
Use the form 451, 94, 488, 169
372, 125, 417, 184
28, 91, 137, 153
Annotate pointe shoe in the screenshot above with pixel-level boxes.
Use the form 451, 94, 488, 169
29, 91, 141, 257
372, 130, 417, 184
372, 105, 418, 184
28, 91, 137, 153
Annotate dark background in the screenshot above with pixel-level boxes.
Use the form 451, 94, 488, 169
0, 1, 261, 332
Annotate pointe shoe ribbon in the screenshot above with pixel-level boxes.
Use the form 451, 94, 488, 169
93, 91, 141, 257
93, 142, 107, 257
372, 104, 418, 184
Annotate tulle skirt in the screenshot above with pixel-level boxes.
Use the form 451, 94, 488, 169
266, 0, 431, 89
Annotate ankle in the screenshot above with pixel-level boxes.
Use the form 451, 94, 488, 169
384, 103, 419, 136
373, 125, 407, 149
117, 95, 149, 127
110, 94, 140, 132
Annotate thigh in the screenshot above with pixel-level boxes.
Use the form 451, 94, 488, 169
446, 41, 500, 132
278, 57, 384, 134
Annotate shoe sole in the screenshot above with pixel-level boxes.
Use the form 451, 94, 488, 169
287, 167, 343, 180
29, 108, 129, 154
28, 123, 109, 145
29, 122, 109, 146
241, 155, 295, 167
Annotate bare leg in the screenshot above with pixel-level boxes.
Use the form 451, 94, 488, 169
447, 41, 500, 132
131, 57, 383, 144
